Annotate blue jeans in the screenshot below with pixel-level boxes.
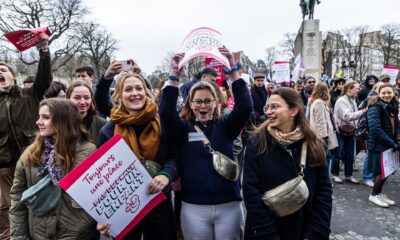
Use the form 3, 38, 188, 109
331, 134, 355, 177
363, 149, 374, 180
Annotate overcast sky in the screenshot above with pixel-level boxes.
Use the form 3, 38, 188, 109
84, 0, 399, 74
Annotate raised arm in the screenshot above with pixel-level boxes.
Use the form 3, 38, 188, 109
29, 32, 52, 101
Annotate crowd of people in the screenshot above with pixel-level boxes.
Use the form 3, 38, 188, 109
0, 33, 398, 240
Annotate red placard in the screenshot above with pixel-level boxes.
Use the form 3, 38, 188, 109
4, 26, 52, 52
205, 57, 226, 87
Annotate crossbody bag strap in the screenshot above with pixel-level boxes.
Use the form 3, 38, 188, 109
299, 142, 307, 176
193, 125, 210, 145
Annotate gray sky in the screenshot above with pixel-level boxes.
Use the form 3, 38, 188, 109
84, 0, 399, 74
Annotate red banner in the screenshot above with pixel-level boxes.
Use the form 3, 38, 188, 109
4, 26, 52, 52
205, 57, 226, 87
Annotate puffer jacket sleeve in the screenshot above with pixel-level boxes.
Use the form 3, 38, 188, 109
9, 159, 30, 239
303, 163, 333, 239
367, 105, 395, 148
243, 138, 280, 240
25, 50, 52, 102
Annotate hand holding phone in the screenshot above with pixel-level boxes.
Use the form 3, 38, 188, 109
120, 60, 133, 72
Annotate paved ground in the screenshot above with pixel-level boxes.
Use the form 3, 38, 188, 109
330, 151, 400, 240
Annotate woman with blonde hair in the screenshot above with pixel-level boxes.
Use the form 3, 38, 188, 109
243, 87, 332, 239
66, 80, 106, 145
9, 98, 99, 239
96, 73, 177, 240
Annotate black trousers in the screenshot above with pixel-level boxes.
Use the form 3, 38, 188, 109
122, 199, 177, 240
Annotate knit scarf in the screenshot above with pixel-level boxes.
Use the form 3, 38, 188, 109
37, 137, 62, 184
267, 125, 304, 147
111, 98, 161, 160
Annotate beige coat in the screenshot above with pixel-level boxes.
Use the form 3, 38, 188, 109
310, 99, 338, 150
9, 141, 99, 240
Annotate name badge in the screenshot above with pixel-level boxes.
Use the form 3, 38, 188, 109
188, 132, 205, 142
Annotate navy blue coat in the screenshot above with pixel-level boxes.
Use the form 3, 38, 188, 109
367, 100, 400, 152
243, 135, 332, 240
159, 79, 253, 205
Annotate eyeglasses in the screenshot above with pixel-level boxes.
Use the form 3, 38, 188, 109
192, 98, 215, 107
306, 81, 315, 84
267, 87, 275, 90
263, 104, 289, 113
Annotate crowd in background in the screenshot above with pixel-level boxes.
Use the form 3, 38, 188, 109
0, 34, 399, 240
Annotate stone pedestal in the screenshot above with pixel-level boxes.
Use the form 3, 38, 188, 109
294, 20, 322, 81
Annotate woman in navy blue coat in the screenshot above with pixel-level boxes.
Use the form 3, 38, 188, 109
366, 83, 400, 208
159, 47, 253, 240
243, 87, 332, 240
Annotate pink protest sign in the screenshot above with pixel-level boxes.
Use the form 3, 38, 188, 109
4, 26, 51, 52
205, 57, 226, 87
58, 135, 165, 240
178, 27, 230, 69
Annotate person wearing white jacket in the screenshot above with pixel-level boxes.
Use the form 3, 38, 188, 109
332, 81, 367, 184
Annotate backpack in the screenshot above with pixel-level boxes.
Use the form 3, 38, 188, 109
355, 112, 368, 140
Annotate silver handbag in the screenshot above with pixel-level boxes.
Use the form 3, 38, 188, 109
262, 142, 309, 217
194, 125, 240, 182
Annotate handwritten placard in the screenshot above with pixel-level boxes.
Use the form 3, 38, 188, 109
4, 26, 52, 52
381, 65, 400, 85
273, 61, 290, 84
380, 148, 400, 179
58, 135, 165, 240
179, 27, 230, 69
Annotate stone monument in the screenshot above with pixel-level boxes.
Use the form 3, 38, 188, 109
295, 1, 322, 80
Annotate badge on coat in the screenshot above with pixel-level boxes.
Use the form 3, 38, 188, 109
188, 132, 205, 142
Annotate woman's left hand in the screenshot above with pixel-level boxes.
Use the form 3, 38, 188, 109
218, 45, 234, 66
148, 175, 169, 194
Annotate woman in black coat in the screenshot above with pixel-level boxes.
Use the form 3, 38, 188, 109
243, 87, 332, 240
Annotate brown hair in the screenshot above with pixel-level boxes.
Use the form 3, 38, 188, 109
341, 81, 358, 96
180, 81, 221, 123
309, 82, 330, 107
66, 80, 96, 115
252, 87, 325, 167
112, 73, 154, 108
368, 83, 397, 106
23, 98, 90, 173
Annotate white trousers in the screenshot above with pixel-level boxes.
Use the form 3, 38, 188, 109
181, 201, 244, 240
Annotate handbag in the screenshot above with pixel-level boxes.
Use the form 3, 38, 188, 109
20, 175, 62, 216
140, 158, 162, 177
262, 142, 309, 217
194, 125, 240, 182
339, 124, 355, 136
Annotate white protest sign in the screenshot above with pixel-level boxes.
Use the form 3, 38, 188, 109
178, 27, 230, 69
273, 61, 290, 84
59, 135, 165, 240
381, 148, 400, 179
381, 65, 400, 85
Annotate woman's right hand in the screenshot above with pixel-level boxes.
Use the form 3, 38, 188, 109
169, 53, 185, 78
96, 222, 112, 237
104, 61, 123, 80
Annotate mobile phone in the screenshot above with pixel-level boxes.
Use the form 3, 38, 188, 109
120, 60, 133, 71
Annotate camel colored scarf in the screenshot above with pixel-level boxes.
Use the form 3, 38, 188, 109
111, 98, 161, 160
267, 125, 304, 147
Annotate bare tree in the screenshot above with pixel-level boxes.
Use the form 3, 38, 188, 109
264, 47, 278, 80
76, 22, 118, 76
335, 25, 372, 80
279, 32, 296, 62
0, 0, 88, 69
380, 23, 400, 66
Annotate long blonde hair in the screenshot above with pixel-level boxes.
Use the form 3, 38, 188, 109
309, 82, 330, 107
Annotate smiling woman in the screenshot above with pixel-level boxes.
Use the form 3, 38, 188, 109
66, 80, 106, 145
96, 73, 178, 240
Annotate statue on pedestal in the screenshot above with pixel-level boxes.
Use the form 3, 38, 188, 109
300, 0, 321, 20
